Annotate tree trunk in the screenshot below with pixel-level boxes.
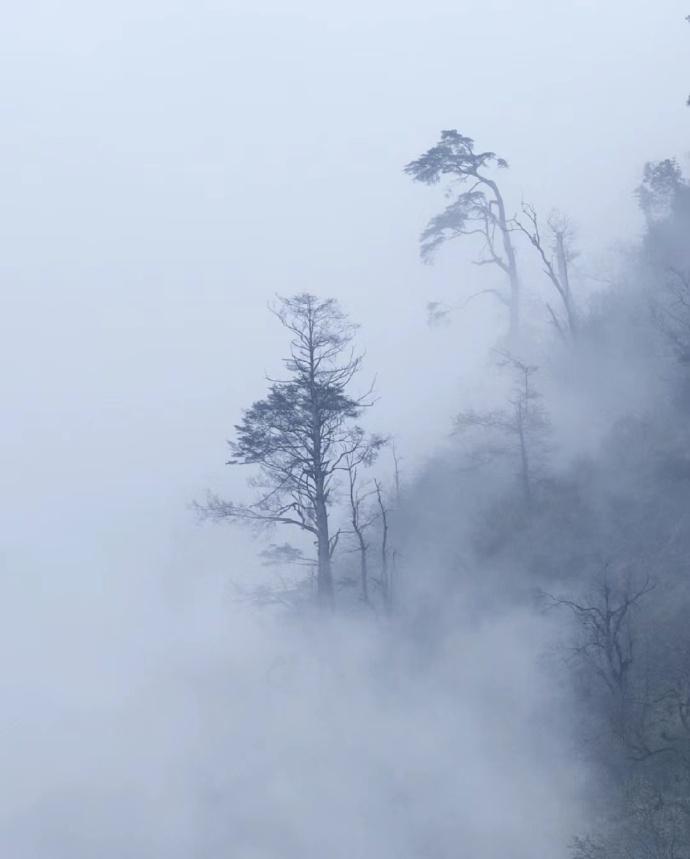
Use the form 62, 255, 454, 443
555, 233, 577, 336
375, 480, 391, 615
358, 534, 369, 603
508, 265, 520, 345
492, 181, 520, 342
516, 405, 531, 508
308, 319, 334, 610
314, 485, 334, 608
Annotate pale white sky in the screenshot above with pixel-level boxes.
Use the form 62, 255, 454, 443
0, 0, 687, 588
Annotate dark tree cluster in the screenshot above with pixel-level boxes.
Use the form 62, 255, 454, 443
201, 293, 390, 610
395, 153, 690, 859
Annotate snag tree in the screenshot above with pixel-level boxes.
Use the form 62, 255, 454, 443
454, 354, 551, 507
513, 204, 579, 338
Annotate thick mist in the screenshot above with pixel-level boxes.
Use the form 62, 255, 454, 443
0, 596, 584, 857
1, 2, 688, 858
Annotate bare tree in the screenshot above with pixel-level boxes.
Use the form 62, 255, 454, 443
344, 444, 384, 604
547, 574, 653, 699
513, 203, 578, 338
545, 568, 657, 757
653, 268, 690, 363
405, 130, 521, 342
374, 479, 392, 614
454, 354, 550, 506
200, 294, 374, 609
390, 441, 403, 508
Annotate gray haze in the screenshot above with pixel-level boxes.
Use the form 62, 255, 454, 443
0, 2, 688, 857
1, 0, 686, 581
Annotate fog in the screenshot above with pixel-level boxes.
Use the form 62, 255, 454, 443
1, 2, 688, 857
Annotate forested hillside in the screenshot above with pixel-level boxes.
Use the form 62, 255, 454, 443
3, 4, 689, 858
396, 159, 690, 859
209, 101, 690, 859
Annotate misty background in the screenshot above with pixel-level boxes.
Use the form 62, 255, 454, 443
1, 2, 689, 857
